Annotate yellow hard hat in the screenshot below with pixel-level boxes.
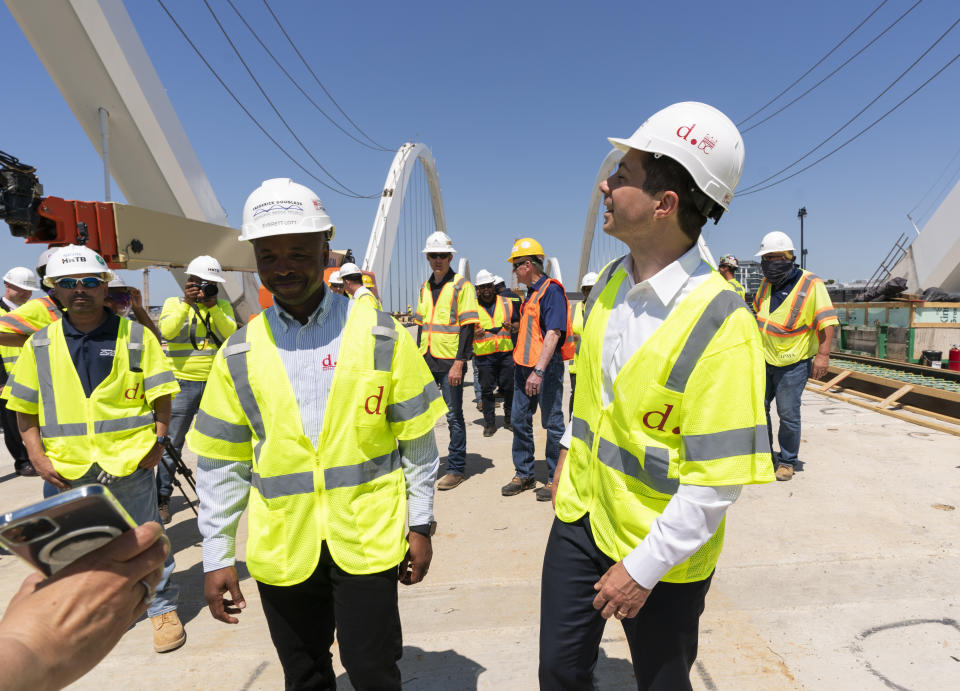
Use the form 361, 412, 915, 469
507, 238, 545, 263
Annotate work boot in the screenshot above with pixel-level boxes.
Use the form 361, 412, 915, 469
15, 463, 38, 477
152, 610, 186, 653
157, 497, 172, 525
483, 425, 496, 437
775, 464, 794, 481
501, 475, 535, 497
535, 482, 554, 502
503, 420, 513, 432
437, 473, 466, 491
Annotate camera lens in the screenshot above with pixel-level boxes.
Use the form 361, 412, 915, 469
1, 516, 57, 544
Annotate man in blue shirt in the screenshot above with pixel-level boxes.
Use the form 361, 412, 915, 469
503, 238, 570, 502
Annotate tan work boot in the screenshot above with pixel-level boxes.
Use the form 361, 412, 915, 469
152, 610, 186, 653
775, 464, 794, 481
437, 473, 466, 491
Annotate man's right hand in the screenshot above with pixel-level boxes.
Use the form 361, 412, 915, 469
183, 283, 203, 306
30, 453, 70, 490
204, 566, 246, 624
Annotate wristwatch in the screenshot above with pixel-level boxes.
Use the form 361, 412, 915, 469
409, 521, 437, 537
156, 434, 170, 447
533, 368, 545, 377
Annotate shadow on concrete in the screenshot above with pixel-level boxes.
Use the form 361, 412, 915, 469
594, 646, 637, 689
439, 453, 494, 481
336, 646, 486, 690
0, 470, 18, 484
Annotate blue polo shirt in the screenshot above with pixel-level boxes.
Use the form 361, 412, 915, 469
62, 310, 121, 397
523, 275, 567, 341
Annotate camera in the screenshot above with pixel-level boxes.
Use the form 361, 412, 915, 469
188, 280, 218, 299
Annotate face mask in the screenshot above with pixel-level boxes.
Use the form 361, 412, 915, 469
761, 259, 795, 285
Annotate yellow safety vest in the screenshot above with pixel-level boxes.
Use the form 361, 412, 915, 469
2, 318, 179, 479
473, 296, 513, 356
727, 278, 745, 300
353, 287, 383, 310
569, 301, 585, 375
0, 300, 26, 375
752, 270, 840, 367
0, 295, 61, 338
414, 273, 479, 359
159, 298, 237, 381
186, 305, 447, 585
556, 257, 774, 583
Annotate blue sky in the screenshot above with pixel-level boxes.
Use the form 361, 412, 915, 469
3, 0, 960, 302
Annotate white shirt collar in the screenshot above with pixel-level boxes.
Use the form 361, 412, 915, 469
274, 287, 339, 332
623, 244, 704, 306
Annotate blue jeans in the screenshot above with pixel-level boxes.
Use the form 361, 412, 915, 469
434, 370, 466, 474
511, 355, 565, 482
157, 379, 206, 499
765, 359, 811, 467
43, 466, 179, 618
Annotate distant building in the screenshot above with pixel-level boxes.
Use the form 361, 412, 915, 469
735, 261, 763, 296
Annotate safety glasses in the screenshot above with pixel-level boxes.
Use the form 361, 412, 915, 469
54, 277, 105, 289
512, 260, 529, 271
427, 253, 451, 260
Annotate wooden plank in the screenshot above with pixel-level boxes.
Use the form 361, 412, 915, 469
874, 384, 914, 409
818, 370, 852, 392
807, 386, 960, 437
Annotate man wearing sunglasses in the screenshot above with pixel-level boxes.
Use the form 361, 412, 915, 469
2, 244, 185, 655
414, 231, 480, 491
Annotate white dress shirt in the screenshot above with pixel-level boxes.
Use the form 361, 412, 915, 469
560, 245, 742, 588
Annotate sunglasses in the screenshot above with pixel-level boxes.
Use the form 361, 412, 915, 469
427, 253, 451, 260
54, 277, 105, 289
512, 260, 529, 270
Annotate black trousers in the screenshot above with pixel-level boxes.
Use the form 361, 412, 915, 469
539, 515, 712, 691
257, 543, 402, 691
0, 394, 29, 469
476, 351, 513, 427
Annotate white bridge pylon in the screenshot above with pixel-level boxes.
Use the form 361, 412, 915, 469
363, 142, 447, 294
578, 149, 716, 286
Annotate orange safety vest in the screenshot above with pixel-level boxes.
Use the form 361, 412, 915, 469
513, 277, 574, 367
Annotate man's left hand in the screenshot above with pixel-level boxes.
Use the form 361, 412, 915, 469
812, 353, 830, 380
593, 561, 650, 620
138, 443, 164, 470
399, 532, 433, 585
448, 360, 464, 387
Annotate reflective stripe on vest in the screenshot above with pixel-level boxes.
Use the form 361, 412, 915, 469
223, 333, 267, 462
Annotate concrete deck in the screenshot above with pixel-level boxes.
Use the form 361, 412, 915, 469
0, 386, 957, 690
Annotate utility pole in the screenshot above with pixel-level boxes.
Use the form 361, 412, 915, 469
797, 206, 807, 269
142, 267, 150, 311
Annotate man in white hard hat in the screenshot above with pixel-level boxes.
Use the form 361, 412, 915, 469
472, 269, 516, 436
0, 247, 64, 349
414, 231, 480, 491
339, 262, 383, 309
1, 244, 185, 654
0, 266, 39, 475
541, 102, 774, 690
155, 255, 237, 522
188, 179, 445, 690
717, 255, 745, 300
568, 271, 598, 419
752, 231, 838, 481
328, 270, 345, 295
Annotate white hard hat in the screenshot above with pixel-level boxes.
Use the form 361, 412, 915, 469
422, 231, 456, 254
36, 247, 60, 273
580, 272, 599, 288
756, 231, 796, 257
339, 262, 362, 278
328, 270, 343, 285
608, 101, 745, 215
42, 245, 114, 287
107, 275, 127, 288
3, 267, 40, 291
474, 269, 495, 286
493, 275, 505, 285
240, 178, 336, 242
185, 255, 226, 283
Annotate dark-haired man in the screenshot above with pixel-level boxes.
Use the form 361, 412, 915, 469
540, 103, 774, 690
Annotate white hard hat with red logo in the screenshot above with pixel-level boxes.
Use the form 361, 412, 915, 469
608, 101, 745, 217
240, 178, 336, 242
42, 245, 114, 287
3, 267, 40, 291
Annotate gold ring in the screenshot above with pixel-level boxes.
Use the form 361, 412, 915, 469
616, 609, 627, 618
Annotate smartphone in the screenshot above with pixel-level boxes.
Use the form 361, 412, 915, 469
0, 485, 137, 576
